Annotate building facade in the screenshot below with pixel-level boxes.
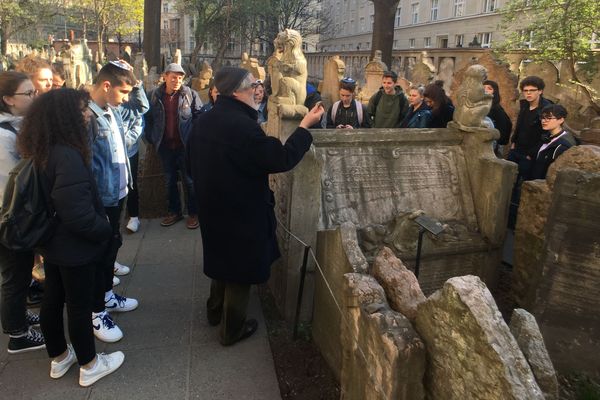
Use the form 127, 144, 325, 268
319, 0, 508, 52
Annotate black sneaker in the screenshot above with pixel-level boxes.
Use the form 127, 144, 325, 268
26, 310, 40, 327
7, 328, 46, 354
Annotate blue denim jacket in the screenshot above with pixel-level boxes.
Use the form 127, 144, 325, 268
89, 86, 149, 207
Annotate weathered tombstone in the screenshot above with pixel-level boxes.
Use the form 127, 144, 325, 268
341, 273, 426, 400
512, 145, 600, 377
396, 77, 411, 93
415, 276, 544, 400
240, 52, 266, 81
371, 247, 425, 321
509, 309, 559, 400
173, 48, 182, 65
321, 55, 345, 110
580, 117, 600, 146
133, 51, 148, 85
357, 50, 387, 104
436, 57, 455, 95
410, 62, 435, 87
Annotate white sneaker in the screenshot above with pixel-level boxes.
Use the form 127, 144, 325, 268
126, 217, 140, 233
50, 344, 77, 379
79, 351, 125, 387
92, 311, 123, 343
112, 276, 120, 287
105, 293, 138, 313
113, 261, 130, 276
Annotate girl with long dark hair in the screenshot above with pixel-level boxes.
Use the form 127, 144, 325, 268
423, 83, 455, 128
483, 80, 513, 156
17, 89, 124, 387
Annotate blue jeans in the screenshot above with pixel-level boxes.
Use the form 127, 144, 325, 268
158, 146, 197, 215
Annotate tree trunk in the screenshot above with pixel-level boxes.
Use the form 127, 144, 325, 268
211, 40, 228, 70
1, 27, 7, 56
144, 0, 162, 70
370, 0, 399, 68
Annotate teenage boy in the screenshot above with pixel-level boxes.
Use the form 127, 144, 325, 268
508, 76, 552, 180
88, 61, 149, 342
145, 63, 203, 229
367, 70, 408, 128
531, 104, 576, 180
15, 56, 53, 94
326, 77, 371, 129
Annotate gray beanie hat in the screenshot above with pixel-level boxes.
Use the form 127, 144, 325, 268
214, 67, 250, 96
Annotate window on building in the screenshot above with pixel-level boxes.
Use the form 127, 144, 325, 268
302, 42, 309, 51
350, 19, 355, 33
455, 34, 464, 47
366, 42, 370, 49
483, 0, 495, 12
163, 2, 169, 13
439, 37, 448, 48
163, 20, 169, 30
411, 3, 419, 24
395, 7, 402, 27
227, 36, 235, 51
342, 44, 346, 50
360, 17, 365, 31
370, 14, 374, 29
424, 37, 432, 47
394, 40, 398, 48
453, 0, 464, 17
431, 0, 438, 21
409, 38, 416, 48
481, 32, 492, 47
518, 29, 534, 48
343, 22, 347, 33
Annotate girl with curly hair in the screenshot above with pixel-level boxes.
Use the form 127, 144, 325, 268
17, 88, 124, 387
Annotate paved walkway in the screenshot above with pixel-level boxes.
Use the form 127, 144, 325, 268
0, 219, 281, 400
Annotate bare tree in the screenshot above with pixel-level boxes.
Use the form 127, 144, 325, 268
370, 0, 399, 67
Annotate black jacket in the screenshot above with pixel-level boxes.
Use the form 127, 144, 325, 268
531, 132, 575, 180
186, 96, 313, 284
487, 104, 513, 145
40, 145, 111, 266
429, 103, 455, 128
511, 97, 553, 158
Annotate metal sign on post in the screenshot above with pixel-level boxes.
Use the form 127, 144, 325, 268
413, 215, 445, 278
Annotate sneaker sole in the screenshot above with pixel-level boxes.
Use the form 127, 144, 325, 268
93, 332, 123, 343
51, 358, 77, 379
186, 223, 199, 229
106, 303, 138, 313
7, 343, 46, 354
79, 356, 125, 387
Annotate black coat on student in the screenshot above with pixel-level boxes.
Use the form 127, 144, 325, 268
186, 95, 313, 284
40, 145, 111, 266
530, 132, 576, 180
487, 104, 513, 145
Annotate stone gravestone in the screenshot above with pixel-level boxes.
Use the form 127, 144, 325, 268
512, 145, 600, 377
240, 52, 266, 81
450, 64, 493, 131
341, 273, 426, 400
410, 62, 434, 87
321, 55, 345, 110
415, 276, 544, 400
436, 57, 455, 95
357, 50, 387, 104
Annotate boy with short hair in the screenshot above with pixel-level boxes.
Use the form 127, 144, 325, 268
531, 104, 576, 180
88, 61, 149, 343
326, 77, 371, 129
367, 70, 408, 128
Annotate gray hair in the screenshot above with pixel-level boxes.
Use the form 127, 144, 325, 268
235, 74, 255, 92
409, 85, 425, 95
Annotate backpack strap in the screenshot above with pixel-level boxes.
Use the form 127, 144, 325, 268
0, 121, 18, 134
355, 100, 363, 125
331, 101, 341, 124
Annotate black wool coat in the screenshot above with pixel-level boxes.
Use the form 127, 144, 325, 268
186, 96, 313, 284
40, 145, 111, 266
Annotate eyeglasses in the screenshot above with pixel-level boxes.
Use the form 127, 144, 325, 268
250, 81, 264, 89
13, 90, 38, 98
522, 89, 539, 93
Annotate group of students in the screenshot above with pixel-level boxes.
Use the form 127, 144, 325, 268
0, 59, 146, 387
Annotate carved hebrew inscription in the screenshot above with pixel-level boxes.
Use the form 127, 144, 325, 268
320, 146, 477, 229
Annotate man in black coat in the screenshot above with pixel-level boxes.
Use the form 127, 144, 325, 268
186, 67, 324, 345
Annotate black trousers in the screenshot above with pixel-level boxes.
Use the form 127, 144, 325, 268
40, 261, 96, 365
126, 153, 139, 218
207, 280, 251, 345
93, 199, 124, 313
0, 244, 34, 335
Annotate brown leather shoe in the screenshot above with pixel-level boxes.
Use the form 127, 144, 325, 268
186, 215, 199, 229
161, 213, 183, 227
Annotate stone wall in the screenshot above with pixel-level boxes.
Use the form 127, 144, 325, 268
512, 146, 600, 377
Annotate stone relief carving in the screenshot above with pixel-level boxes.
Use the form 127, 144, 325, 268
450, 64, 493, 131
269, 29, 308, 119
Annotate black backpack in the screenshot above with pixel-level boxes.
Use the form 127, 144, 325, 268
0, 158, 56, 251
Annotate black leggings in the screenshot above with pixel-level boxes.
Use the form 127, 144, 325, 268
40, 261, 96, 365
